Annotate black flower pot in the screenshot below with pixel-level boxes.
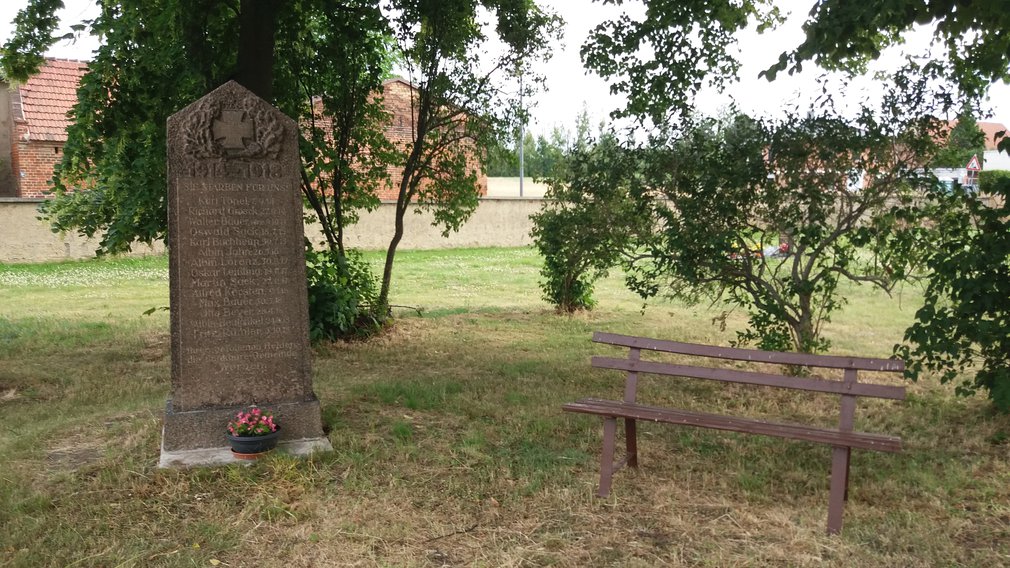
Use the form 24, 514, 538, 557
227, 429, 281, 457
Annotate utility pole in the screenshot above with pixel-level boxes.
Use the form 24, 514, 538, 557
518, 70, 524, 198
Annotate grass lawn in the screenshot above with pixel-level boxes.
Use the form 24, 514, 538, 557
1, 247, 1008, 567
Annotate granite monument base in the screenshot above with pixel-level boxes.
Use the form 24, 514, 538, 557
159, 398, 332, 468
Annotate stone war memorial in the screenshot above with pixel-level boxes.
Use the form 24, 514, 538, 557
159, 81, 331, 467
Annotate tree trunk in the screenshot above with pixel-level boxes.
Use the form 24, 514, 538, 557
236, 0, 280, 100
377, 196, 407, 314
333, 166, 346, 257
377, 84, 431, 314
794, 293, 816, 353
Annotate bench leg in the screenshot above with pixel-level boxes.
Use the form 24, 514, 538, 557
827, 446, 850, 535
598, 417, 618, 497
844, 447, 851, 502
625, 418, 638, 468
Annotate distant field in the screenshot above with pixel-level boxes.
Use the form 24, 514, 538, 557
1, 248, 1007, 567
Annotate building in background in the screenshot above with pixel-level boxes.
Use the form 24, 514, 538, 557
932, 121, 1010, 191
1, 64, 487, 200
1, 58, 87, 198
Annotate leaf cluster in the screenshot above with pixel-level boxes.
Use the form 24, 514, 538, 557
643, 108, 939, 353
274, 0, 399, 257
898, 172, 1010, 411
581, 0, 780, 125
932, 109, 987, 169
536, 101, 940, 353
304, 245, 383, 342
766, 0, 1010, 97
530, 132, 650, 312
25, 0, 241, 253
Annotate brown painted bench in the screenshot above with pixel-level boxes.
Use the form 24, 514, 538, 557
563, 332, 906, 535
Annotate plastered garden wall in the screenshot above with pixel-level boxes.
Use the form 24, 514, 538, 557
0, 198, 165, 262
1, 197, 545, 263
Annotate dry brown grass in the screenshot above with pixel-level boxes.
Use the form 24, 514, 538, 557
2, 251, 1009, 566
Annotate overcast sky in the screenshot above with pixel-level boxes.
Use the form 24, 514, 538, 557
3, 0, 1009, 139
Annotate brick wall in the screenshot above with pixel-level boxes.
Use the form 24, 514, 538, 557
381, 80, 414, 200
378, 80, 487, 201
7, 78, 487, 201
12, 124, 63, 198
8, 112, 63, 199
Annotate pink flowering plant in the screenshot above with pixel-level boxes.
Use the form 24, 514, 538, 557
227, 407, 279, 437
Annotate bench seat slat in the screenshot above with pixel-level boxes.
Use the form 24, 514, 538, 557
563, 398, 902, 453
593, 332, 905, 373
592, 357, 907, 400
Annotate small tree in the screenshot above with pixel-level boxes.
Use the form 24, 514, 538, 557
626, 109, 934, 353
933, 109, 987, 169
272, 0, 400, 339
376, 0, 561, 312
531, 133, 650, 312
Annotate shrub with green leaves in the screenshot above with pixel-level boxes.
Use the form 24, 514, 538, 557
615, 106, 934, 355
530, 134, 650, 312
899, 174, 1010, 412
979, 169, 1010, 195
304, 245, 382, 342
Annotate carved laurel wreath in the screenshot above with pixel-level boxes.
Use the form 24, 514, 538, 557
182, 96, 284, 159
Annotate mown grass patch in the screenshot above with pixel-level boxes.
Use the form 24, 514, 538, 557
1, 248, 1009, 566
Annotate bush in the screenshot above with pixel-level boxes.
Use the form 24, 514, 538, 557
531, 208, 600, 312
979, 169, 1010, 195
900, 175, 1010, 412
304, 245, 383, 342
530, 134, 648, 312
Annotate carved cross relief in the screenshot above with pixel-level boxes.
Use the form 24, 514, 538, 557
212, 110, 255, 150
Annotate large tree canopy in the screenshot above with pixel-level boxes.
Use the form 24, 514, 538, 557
582, 0, 779, 125
583, 0, 1010, 126
4, 0, 271, 252
574, 0, 1010, 409
767, 0, 1010, 97
0, 0, 558, 259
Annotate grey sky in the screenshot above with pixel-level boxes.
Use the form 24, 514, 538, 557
3, 0, 1008, 139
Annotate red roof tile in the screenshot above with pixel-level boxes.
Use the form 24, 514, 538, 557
977, 122, 1008, 151
13, 58, 88, 143
945, 120, 1009, 151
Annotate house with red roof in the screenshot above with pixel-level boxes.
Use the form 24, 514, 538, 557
977, 121, 1010, 171
1, 58, 88, 198
929, 120, 1010, 189
1, 61, 486, 201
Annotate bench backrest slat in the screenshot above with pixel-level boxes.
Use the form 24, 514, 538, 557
623, 348, 641, 403
593, 332, 905, 373
592, 357, 906, 400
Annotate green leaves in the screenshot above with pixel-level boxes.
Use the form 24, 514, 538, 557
933, 109, 987, 169
531, 132, 649, 312
770, 0, 1010, 98
304, 246, 382, 342
581, 0, 778, 125
7, 0, 241, 253
0, 0, 65, 83
539, 102, 938, 354
899, 176, 1010, 412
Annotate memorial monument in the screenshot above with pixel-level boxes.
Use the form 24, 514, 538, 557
159, 81, 331, 467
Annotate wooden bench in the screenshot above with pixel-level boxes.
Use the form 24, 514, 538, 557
563, 332, 906, 535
